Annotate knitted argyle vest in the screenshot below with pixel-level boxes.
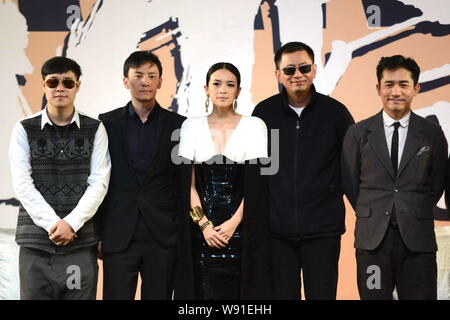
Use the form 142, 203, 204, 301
15, 113, 100, 254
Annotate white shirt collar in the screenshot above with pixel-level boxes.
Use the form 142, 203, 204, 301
382, 110, 410, 128
41, 106, 80, 130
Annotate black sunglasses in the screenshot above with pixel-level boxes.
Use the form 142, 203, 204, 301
45, 78, 77, 89
282, 64, 312, 76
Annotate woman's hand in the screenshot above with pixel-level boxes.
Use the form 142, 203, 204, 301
213, 219, 239, 242
202, 222, 228, 248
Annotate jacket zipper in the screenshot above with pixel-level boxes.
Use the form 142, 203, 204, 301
294, 119, 300, 235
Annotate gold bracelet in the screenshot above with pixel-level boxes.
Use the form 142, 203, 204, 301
200, 220, 212, 231
189, 206, 204, 223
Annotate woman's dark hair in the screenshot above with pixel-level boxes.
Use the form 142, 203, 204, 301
376, 55, 420, 85
206, 62, 241, 87
41, 56, 82, 80
123, 50, 163, 77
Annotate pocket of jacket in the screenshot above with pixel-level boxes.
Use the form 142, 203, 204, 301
355, 205, 371, 218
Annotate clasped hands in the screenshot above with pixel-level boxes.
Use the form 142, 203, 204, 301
48, 220, 77, 246
202, 219, 238, 249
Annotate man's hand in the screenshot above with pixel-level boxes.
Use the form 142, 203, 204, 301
49, 220, 77, 246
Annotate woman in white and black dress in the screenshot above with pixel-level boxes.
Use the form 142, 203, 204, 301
178, 62, 270, 299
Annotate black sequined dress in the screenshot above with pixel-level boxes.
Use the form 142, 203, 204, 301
193, 155, 244, 300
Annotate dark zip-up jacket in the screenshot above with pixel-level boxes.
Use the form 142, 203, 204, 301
252, 85, 354, 239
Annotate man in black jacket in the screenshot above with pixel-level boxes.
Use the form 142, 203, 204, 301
252, 42, 354, 299
98, 51, 193, 299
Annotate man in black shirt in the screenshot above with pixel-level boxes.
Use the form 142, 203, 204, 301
252, 42, 354, 299
98, 51, 193, 299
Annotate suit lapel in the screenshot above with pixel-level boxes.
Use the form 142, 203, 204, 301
397, 112, 424, 178
367, 112, 396, 180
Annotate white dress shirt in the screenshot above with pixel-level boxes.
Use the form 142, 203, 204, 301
383, 110, 410, 169
8, 107, 111, 233
178, 115, 268, 163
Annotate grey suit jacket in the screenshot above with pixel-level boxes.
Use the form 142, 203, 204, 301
341, 111, 448, 252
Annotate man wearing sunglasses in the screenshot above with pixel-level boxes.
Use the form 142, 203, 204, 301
9, 56, 111, 299
252, 42, 354, 299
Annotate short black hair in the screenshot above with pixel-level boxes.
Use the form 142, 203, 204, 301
376, 55, 420, 85
206, 62, 241, 87
274, 42, 315, 69
123, 50, 163, 78
41, 56, 82, 80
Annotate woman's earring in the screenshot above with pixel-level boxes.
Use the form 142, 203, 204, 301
233, 99, 238, 111
205, 96, 210, 113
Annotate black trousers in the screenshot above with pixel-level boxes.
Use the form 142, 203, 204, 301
19, 246, 98, 300
270, 236, 341, 300
356, 224, 437, 300
102, 215, 176, 300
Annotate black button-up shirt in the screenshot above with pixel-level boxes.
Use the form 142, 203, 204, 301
127, 102, 160, 186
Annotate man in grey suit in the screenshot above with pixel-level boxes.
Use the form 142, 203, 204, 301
341, 55, 448, 300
